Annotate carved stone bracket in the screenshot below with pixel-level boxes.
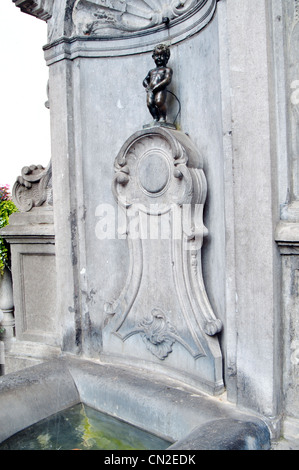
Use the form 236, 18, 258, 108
12, 0, 53, 21
103, 127, 223, 394
12, 161, 53, 212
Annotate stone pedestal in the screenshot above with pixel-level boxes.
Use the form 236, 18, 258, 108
1, 209, 57, 345
276, 222, 299, 439
0, 160, 60, 372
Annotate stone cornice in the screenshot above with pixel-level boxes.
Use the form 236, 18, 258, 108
43, 0, 218, 62
13, 0, 53, 21
13, 0, 219, 56
71, 0, 212, 37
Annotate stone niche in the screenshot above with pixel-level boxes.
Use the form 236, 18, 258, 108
39, 0, 226, 382
102, 126, 223, 395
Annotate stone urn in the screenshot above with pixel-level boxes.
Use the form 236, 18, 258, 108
0, 267, 15, 351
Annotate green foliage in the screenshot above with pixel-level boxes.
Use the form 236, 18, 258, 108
0, 186, 17, 275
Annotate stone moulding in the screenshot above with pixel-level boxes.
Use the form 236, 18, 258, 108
103, 127, 223, 395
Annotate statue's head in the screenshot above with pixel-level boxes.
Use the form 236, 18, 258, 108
152, 44, 170, 66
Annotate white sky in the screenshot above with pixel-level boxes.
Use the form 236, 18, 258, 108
0, 1, 50, 192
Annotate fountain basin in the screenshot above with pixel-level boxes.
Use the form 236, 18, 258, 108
0, 357, 271, 450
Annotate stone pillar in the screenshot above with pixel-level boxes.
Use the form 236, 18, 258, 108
0, 163, 60, 372
273, 0, 299, 439
275, 226, 299, 439
217, 0, 282, 426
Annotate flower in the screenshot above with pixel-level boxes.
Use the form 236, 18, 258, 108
0, 185, 10, 202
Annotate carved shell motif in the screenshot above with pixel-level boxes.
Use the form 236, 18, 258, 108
73, 0, 200, 36
12, 162, 53, 212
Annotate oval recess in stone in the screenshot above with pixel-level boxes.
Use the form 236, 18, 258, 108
138, 152, 170, 194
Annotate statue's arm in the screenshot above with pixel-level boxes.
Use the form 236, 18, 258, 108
143, 72, 151, 89
152, 68, 173, 93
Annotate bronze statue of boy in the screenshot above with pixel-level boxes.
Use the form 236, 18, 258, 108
143, 44, 173, 123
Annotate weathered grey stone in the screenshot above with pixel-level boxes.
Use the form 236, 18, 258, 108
12, 162, 52, 212
169, 418, 271, 450
275, 224, 299, 439
0, 342, 4, 376
0, 360, 80, 444
0, 358, 271, 450
14, 0, 218, 54
273, 0, 299, 440
0, 209, 58, 355
102, 126, 223, 395
13, 0, 53, 21
0, 268, 15, 353
43, 11, 227, 371
217, 0, 282, 424
6, 0, 299, 447
4, 341, 61, 375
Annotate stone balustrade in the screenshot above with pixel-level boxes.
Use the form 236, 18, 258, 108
0, 267, 15, 355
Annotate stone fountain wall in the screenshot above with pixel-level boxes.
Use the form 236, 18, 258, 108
1, 0, 299, 442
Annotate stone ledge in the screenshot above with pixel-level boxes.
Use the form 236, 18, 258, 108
275, 221, 299, 253
276, 221, 299, 243
0, 210, 54, 244
4, 340, 61, 375
169, 418, 271, 450
0, 357, 272, 450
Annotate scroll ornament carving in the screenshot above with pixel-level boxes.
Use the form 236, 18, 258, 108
73, 0, 213, 36
12, 162, 53, 212
13, 0, 215, 33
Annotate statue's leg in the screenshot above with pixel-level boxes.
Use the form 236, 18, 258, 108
147, 91, 159, 121
155, 91, 167, 122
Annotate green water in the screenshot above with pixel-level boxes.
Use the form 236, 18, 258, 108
0, 404, 170, 450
